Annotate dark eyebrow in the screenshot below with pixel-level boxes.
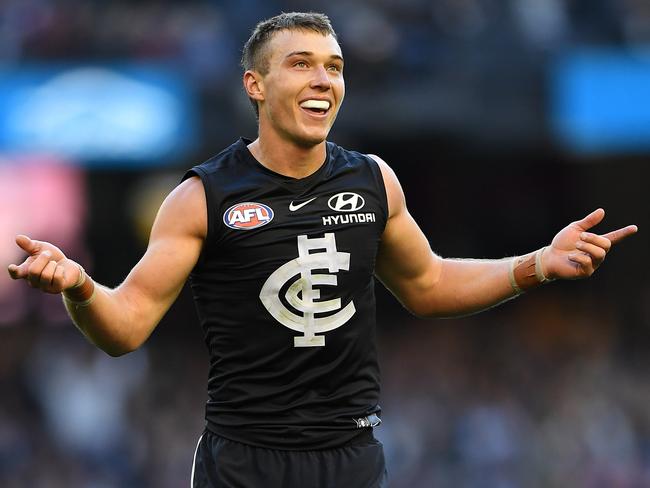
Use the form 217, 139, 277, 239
285, 51, 344, 63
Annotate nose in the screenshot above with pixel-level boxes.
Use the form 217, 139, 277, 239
310, 65, 331, 90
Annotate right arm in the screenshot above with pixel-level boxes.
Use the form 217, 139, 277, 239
8, 176, 207, 356
372, 155, 637, 318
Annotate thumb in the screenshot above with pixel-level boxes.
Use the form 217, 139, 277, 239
575, 208, 605, 231
15, 234, 39, 254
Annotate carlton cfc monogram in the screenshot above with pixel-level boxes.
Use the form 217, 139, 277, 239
259, 233, 356, 347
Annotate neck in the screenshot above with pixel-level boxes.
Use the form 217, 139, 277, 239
248, 131, 327, 179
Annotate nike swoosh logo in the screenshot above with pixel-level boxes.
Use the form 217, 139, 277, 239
289, 197, 317, 212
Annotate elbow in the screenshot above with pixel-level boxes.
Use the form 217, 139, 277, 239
412, 309, 434, 320
98, 338, 141, 357
402, 297, 440, 319
409, 303, 480, 320
91, 324, 147, 357
410, 308, 445, 320
104, 346, 134, 358
407, 303, 429, 319
403, 296, 458, 319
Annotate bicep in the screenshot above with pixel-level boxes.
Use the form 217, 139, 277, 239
371, 156, 442, 315
375, 207, 442, 315
117, 176, 206, 323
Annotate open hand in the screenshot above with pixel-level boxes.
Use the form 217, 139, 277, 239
7, 235, 82, 293
542, 209, 638, 280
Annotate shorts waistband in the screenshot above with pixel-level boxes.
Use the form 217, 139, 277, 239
204, 422, 379, 451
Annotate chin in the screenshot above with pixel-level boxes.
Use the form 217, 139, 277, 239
299, 135, 327, 147
291, 129, 330, 148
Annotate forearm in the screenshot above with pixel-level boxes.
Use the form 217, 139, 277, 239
421, 257, 514, 317
10, 178, 205, 354
62, 270, 152, 356
419, 249, 549, 318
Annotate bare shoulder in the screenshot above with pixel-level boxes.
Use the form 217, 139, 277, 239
367, 153, 405, 219
153, 175, 207, 240
168, 175, 206, 206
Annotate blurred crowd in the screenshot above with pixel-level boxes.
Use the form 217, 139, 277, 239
3, 0, 650, 74
1, 0, 649, 121
378, 293, 650, 487
2, 0, 650, 144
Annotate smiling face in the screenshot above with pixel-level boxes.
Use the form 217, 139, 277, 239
245, 29, 345, 149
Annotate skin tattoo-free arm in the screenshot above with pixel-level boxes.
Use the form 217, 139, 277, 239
7, 176, 207, 356
372, 155, 638, 318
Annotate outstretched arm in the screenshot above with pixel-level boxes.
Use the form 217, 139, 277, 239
7, 176, 206, 355
372, 156, 638, 318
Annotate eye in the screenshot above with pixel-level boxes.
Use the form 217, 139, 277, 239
294, 61, 308, 68
327, 64, 342, 73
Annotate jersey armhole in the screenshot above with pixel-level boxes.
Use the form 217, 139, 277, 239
182, 167, 215, 268
365, 155, 390, 230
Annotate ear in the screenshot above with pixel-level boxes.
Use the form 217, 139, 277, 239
243, 70, 265, 103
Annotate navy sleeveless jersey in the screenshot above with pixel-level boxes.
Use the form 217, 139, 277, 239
183, 138, 388, 450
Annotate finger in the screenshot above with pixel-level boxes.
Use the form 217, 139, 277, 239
603, 225, 639, 245
575, 241, 607, 267
580, 232, 611, 252
568, 252, 594, 275
15, 234, 39, 254
27, 251, 53, 287
575, 208, 605, 231
7, 255, 37, 280
39, 260, 57, 288
8, 263, 22, 279
52, 264, 66, 292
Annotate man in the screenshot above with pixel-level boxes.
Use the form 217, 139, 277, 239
7, 12, 637, 488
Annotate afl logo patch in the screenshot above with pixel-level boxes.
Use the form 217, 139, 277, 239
327, 192, 365, 212
223, 202, 274, 230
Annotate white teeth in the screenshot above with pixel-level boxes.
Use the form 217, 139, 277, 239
300, 100, 330, 110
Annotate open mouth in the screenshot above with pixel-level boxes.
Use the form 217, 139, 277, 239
299, 99, 331, 116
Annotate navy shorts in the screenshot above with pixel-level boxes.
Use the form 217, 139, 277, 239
191, 429, 388, 487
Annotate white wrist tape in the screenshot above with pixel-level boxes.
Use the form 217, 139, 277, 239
69, 262, 86, 289
509, 247, 555, 295
535, 247, 554, 284
62, 263, 97, 307
63, 290, 96, 307
508, 258, 523, 295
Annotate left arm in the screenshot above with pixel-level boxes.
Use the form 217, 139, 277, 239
372, 155, 638, 318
